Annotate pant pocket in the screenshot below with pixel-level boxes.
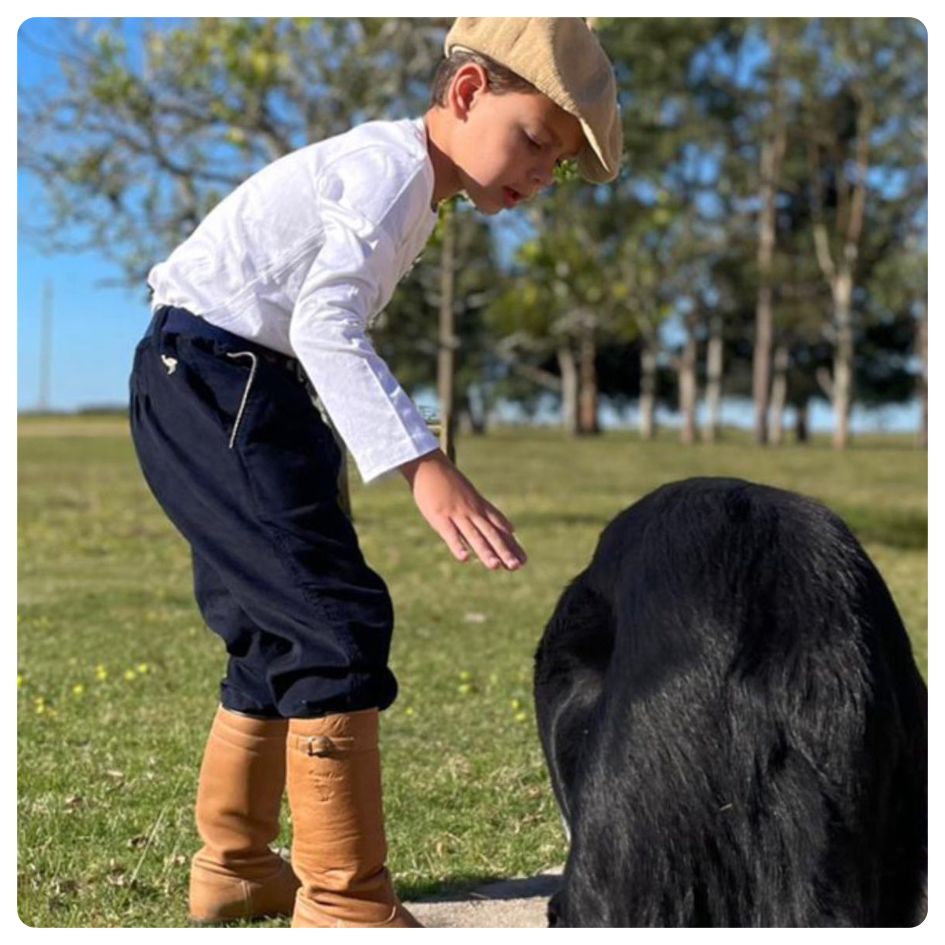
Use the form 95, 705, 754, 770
168, 334, 258, 446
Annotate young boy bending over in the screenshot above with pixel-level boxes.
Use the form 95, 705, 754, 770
130, 17, 621, 928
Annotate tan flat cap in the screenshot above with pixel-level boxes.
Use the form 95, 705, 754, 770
444, 17, 622, 183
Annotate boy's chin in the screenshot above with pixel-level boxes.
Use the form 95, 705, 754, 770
467, 192, 504, 216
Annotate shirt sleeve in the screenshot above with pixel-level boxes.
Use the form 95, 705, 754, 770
288, 151, 440, 484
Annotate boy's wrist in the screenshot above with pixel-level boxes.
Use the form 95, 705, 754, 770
399, 448, 446, 486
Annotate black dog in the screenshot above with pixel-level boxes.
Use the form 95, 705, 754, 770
534, 477, 927, 927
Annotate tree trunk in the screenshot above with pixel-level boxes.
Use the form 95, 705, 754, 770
768, 342, 790, 447
679, 317, 699, 446
578, 320, 599, 435
752, 33, 788, 447
753, 283, 774, 445
437, 203, 457, 459
831, 273, 855, 450
752, 135, 787, 445
917, 303, 927, 450
809, 91, 873, 452
703, 314, 724, 443
639, 327, 658, 440
459, 384, 488, 435
558, 345, 579, 436
795, 398, 810, 444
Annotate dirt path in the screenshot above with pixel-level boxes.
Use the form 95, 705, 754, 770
404, 870, 560, 928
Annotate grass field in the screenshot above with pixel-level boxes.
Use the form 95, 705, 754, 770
17, 415, 928, 928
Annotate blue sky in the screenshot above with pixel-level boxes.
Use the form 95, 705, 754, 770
15, 15, 930, 435
18, 222, 149, 413
17, 17, 155, 413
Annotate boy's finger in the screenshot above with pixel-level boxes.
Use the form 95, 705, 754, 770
485, 505, 515, 533
498, 530, 527, 567
503, 530, 528, 566
471, 515, 526, 570
456, 518, 504, 571
477, 509, 526, 562
437, 517, 471, 563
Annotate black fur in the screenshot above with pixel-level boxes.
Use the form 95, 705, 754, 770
534, 477, 927, 927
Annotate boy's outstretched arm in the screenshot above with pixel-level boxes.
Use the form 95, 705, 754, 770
399, 450, 527, 571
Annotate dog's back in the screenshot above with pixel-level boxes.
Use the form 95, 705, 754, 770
534, 477, 927, 927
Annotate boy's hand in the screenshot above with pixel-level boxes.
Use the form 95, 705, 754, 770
399, 450, 527, 571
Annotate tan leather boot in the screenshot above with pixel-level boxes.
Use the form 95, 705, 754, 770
287, 709, 422, 928
189, 706, 300, 923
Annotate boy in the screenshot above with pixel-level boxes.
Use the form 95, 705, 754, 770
130, 17, 620, 929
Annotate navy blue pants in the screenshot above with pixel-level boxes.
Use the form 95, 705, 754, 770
129, 306, 398, 719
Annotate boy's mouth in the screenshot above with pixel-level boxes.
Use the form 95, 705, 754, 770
503, 186, 525, 209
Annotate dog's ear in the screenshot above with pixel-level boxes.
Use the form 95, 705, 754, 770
547, 892, 568, 927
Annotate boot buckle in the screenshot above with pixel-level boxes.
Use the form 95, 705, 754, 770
306, 736, 334, 757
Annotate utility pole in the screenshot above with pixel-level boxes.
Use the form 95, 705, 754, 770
38, 280, 52, 413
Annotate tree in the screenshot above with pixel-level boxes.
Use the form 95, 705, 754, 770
19, 17, 451, 285
488, 172, 613, 436
801, 18, 926, 449
746, 20, 808, 445
702, 17, 926, 448
372, 199, 500, 442
598, 17, 744, 443
20, 17, 926, 448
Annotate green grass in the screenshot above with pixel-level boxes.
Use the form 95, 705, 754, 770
17, 416, 928, 927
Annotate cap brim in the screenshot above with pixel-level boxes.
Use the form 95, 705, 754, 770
576, 115, 619, 184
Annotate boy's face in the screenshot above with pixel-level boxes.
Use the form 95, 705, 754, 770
446, 66, 585, 215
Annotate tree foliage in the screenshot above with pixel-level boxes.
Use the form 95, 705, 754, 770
18, 17, 927, 443
18, 17, 450, 282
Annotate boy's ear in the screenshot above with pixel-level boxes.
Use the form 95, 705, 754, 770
449, 62, 489, 118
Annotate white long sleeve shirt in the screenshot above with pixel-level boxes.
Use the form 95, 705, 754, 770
148, 117, 441, 484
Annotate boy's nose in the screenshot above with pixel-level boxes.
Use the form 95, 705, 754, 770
531, 164, 555, 190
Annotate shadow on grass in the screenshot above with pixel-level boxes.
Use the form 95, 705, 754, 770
838, 507, 928, 551
515, 505, 926, 553
513, 510, 612, 530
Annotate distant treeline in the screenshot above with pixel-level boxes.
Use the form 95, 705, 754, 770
18, 18, 927, 448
